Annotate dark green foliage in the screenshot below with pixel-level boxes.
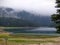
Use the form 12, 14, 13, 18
51, 14, 60, 21
56, 0, 60, 3
51, 15, 60, 33
56, 4, 60, 8
51, 0, 60, 33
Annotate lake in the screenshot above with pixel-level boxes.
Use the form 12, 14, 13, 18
4, 27, 60, 36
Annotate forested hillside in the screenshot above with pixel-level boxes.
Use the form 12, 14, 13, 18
0, 7, 54, 27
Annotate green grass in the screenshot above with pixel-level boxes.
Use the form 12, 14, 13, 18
8, 40, 48, 43
7, 35, 60, 43
8, 39, 60, 43
0, 34, 59, 43
0, 33, 59, 38
0, 27, 60, 44
10, 33, 59, 39
0, 33, 59, 43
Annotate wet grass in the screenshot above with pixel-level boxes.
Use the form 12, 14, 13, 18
8, 39, 60, 44
10, 33, 59, 39
0, 34, 59, 43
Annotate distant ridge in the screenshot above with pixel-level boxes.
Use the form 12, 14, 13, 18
0, 7, 54, 27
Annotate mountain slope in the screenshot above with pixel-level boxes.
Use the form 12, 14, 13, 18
0, 7, 54, 27
0, 17, 39, 27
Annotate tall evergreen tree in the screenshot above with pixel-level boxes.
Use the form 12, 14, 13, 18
51, 0, 60, 33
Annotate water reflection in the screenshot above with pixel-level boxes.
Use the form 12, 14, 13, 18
4, 27, 56, 33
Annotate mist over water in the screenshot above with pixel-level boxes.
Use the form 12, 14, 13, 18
28, 27, 56, 31
4, 27, 56, 34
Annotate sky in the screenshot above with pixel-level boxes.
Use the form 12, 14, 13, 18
0, 0, 56, 16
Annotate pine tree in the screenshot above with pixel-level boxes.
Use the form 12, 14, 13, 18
51, 0, 60, 33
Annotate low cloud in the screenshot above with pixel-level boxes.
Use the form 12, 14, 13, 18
0, 0, 56, 16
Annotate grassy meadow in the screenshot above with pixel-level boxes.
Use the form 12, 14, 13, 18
0, 33, 60, 44
0, 27, 60, 45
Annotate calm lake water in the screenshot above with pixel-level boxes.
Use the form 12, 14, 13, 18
4, 27, 60, 36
